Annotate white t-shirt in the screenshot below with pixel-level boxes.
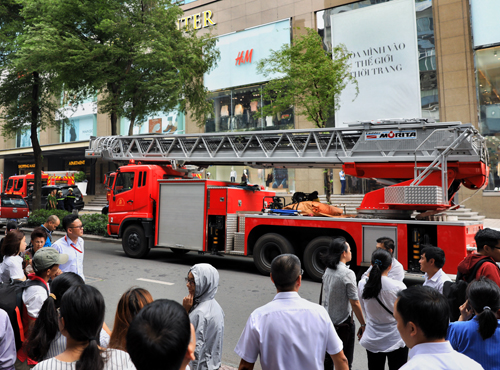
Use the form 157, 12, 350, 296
0, 255, 24, 282
358, 276, 406, 353
400, 341, 484, 370
362, 258, 405, 282
45, 329, 111, 360
423, 269, 452, 294
235, 291, 343, 370
22, 282, 49, 318
34, 348, 135, 370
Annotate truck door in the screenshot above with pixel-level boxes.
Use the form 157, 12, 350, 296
110, 170, 136, 216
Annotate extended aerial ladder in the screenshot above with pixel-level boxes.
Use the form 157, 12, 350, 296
86, 119, 488, 216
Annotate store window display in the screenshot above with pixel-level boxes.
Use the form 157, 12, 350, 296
205, 85, 294, 133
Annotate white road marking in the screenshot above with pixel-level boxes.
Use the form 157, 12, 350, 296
136, 278, 174, 286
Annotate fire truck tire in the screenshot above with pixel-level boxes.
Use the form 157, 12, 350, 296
253, 233, 294, 276
303, 236, 331, 282
122, 225, 150, 258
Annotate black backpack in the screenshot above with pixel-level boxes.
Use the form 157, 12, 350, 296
0, 279, 48, 350
443, 258, 498, 322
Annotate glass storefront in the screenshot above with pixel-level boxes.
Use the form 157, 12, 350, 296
120, 110, 185, 135
471, 1, 500, 191
205, 85, 294, 133
316, 0, 438, 120
475, 46, 500, 190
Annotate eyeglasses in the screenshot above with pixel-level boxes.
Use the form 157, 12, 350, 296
70, 225, 84, 230
185, 278, 195, 285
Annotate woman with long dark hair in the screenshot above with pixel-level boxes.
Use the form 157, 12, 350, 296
358, 249, 407, 370
27, 272, 111, 362
447, 277, 500, 369
0, 229, 26, 282
32, 285, 133, 370
109, 287, 153, 351
321, 237, 366, 369
26, 272, 84, 361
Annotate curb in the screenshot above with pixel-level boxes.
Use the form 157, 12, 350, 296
20, 227, 122, 244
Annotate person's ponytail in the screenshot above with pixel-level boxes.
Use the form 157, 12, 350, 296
467, 277, 500, 340
26, 295, 59, 361
76, 338, 105, 370
61, 285, 106, 370
362, 249, 392, 300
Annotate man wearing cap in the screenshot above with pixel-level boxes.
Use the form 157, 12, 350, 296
65, 188, 76, 212
56, 190, 65, 210
17, 247, 68, 367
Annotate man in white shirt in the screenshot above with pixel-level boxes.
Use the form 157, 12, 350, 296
394, 285, 483, 370
52, 214, 85, 281
235, 254, 348, 370
419, 246, 451, 294
362, 237, 404, 281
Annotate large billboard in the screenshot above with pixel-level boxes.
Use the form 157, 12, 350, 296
331, 0, 421, 126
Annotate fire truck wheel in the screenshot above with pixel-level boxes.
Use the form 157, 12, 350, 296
253, 233, 294, 276
122, 225, 150, 258
303, 237, 331, 282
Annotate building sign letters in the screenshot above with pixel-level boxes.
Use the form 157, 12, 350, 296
365, 130, 417, 140
177, 10, 216, 30
18, 164, 35, 169
69, 160, 86, 166
235, 49, 253, 65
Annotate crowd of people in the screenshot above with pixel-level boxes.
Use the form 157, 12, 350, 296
1, 214, 500, 370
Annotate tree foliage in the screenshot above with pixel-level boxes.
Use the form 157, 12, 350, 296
256, 27, 357, 128
0, 1, 65, 210
18, 0, 219, 135
256, 27, 357, 202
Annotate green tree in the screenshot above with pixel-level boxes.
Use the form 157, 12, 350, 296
19, 0, 219, 136
256, 27, 357, 202
0, 2, 64, 210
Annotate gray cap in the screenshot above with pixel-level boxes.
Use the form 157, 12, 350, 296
32, 247, 69, 272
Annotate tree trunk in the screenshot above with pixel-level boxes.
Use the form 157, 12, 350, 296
30, 71, 42, 210
127, 112, 136, 136
323, 169, 331, 204
108, 82, 119, 135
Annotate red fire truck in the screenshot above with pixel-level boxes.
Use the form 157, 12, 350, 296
86, 119, 488, 281
4, 171, 76, 198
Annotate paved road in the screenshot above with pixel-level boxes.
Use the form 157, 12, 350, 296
68, 238, 371, 369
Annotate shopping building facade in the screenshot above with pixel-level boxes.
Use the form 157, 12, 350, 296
1, 0, 499, 216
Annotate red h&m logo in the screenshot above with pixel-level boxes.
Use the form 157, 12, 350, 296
235, 49, 253, 65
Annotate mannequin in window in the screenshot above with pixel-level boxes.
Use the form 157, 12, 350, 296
220, 105, 229, 117
230, 167, 237, 182
241, 169, 249, 183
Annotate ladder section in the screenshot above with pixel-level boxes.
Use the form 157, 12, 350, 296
85, 119, 486, 169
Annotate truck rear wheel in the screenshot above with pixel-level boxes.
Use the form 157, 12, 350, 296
253, 233, 294, 276
122, 225, 150, 258
303, 236, 331, 282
